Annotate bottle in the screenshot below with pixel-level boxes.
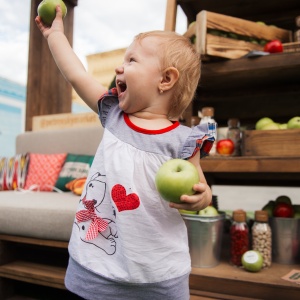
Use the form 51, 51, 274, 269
199, 107, 217, 155
230, 210, 249, 266
227, 118, 241, 156
252, 210, 272, 268
190, 116, 200, 128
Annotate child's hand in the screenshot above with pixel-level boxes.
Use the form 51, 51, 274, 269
35, 5, 64, 39
169, 182, 211, 211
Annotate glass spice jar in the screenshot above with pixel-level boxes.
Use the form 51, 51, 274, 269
230, 210, 249, 266
227, 118, 241, 156
252, 210, 272, 268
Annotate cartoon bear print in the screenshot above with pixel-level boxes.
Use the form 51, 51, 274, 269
74, 172, 118, 255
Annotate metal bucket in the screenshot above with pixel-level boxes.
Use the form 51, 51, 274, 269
270, 217, 300, 264
182, 212, 225, 268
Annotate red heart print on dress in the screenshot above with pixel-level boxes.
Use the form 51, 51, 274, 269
111, 184, 140, 212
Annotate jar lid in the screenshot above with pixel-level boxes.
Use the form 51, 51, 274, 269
228, 118, 240, 128
201, 107, 214, 117
255, 210, 268, 222
232, 210, 246, 222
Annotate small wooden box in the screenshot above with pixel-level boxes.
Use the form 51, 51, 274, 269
184, 10, 292, 59
241, 129, 300, 157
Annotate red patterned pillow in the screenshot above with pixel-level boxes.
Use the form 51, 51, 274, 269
24, 153, 67, 191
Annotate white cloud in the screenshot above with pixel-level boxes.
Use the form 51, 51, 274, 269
0, 0, 187, 86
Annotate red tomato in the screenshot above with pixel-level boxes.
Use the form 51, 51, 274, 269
273, 203, 294, 218
264, 40, 283, 53
216, 139, 235, 155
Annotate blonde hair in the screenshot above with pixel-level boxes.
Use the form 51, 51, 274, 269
134, 30, 201, 119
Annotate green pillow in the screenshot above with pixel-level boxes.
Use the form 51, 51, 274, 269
55, 154, 94, 191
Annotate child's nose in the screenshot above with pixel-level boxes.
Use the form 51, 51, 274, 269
115, 65, 123, 74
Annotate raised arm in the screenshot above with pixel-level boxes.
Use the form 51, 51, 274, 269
35, 5, 107, 113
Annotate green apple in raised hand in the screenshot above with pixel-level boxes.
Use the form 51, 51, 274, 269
155, 159, 199, 204
38, 0, 67, 26
198, 205, 219, 217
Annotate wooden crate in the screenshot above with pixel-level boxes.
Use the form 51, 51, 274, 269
241, 129, 300, 157
283, 42, 300, 53
184, 10, 292, 59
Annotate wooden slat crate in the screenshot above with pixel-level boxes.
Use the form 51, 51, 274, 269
283, 42, 300, 53
184, 10, 292, 59
241, 129, 300, 157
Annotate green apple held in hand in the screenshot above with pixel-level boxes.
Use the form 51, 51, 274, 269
38, 0, 67, 26
198, 205, 219, 217
242, 250, 264, 272
155, 159, 199, 204
287, 116, 300, 129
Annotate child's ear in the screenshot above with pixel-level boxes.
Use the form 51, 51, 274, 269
159, 67, 179, 93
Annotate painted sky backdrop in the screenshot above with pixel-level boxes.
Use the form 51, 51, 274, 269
0, 0, 187, 86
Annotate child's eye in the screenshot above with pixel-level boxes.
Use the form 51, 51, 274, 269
129, 57, 135, 62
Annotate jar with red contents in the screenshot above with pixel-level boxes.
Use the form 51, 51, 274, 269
230, 210, 249, 266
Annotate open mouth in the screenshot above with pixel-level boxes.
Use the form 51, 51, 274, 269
117, 80, 127, 93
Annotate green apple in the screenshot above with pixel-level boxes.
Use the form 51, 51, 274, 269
179, 209, 198, 215
279, 123, 288, 129
287, 116, 300, 129
262, 200, 275, 217
255, 117, 274, 130
155, 159, 199, 203
275, 195, 292, 205
188, 21, 196, 29
256, 21, 266, 26
37, 0, 67, 26
294, 211, 300, 219
260, 122, 280, 130
242, 250, 264, 272
198, 205, 219, 216
293, 205, 300, 219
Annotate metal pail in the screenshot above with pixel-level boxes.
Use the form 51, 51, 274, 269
182, 212, 225, 268
270, 217, 300, 264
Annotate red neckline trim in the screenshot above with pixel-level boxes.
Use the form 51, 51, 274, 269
123, 113, 180, 134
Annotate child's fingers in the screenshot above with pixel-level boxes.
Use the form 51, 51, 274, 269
55, 5, 63, 19
35, 16, 46, 31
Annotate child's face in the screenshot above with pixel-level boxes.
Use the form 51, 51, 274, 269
115, 36, 163, 114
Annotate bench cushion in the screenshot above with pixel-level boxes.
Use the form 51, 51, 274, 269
0, 191, 79, 241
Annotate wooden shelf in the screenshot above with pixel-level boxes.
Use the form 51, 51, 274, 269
200, 52, 300, 90
201, 156, 300, 173
0, 261, 66, 290
0, 235, 68, 249
190, 260, 300, 300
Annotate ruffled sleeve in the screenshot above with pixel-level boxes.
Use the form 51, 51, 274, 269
97, 88, 119, 127
181, 122, 216, 159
